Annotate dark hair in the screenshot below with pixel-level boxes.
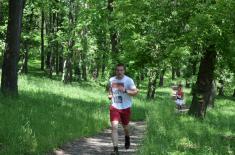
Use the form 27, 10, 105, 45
178, 84, 183, 88
116, 63, 125, 70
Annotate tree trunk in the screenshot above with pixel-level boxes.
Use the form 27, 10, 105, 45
49, 51, 54, 79
62, 58, 72, 83
55, 43, 59, 75
159, 69, 165, 87
46, 52, 51, 69
0, 2, 3, 23
21, 42, 28, 74
147, 70, 158, 99
192, 60, 197, 75
1, 0, 24, 96
233, 89, 235, 97
172, 66, 176, 80
81, 59, 87, 81
20, 2, 31, 74
218, 79, 225, 96
81, 27, 88, 81
208, 80, 216, 107
176, 67, 181, 77
147, 76, 151, 99
59, 56, 63, 72
75, 61, 81, 81
185, 79, 190, 88
189, 45, 217, 118
150, 74, 158, 99
108, 0, 118, 65
101, 61, 106, 78
41, 8, 45, 70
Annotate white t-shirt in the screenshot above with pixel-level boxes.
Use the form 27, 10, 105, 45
109, 75, 136, 110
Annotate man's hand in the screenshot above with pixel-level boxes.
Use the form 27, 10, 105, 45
118, 87, 126, 93
126, 88, 139, 96
108, 94, 113, 100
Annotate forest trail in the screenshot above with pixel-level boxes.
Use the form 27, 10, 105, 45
50, 121, 146, 155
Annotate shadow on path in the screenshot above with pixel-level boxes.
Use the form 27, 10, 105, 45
50, 121, 146, 155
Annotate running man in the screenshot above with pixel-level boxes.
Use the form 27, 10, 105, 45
107, 64, 138, 155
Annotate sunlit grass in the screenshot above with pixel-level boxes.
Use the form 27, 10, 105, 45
139, 88, 235, 155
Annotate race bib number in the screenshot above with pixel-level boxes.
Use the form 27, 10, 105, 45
113, 96, 123, 104
112, 82, 124, 104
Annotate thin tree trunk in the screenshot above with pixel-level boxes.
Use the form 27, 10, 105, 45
62, 58, 72, 83
192, 60, 197, 75
1, 0, 24, 96
55, 42, 59, 75
150, 74, 158, 99
218, 80, 225, 96
101, 59, 106, 78
159, 69, 165, 87
147, 76, 152, 99
0, 2, 3, 23
176, 67, 181, 77
20, 1, 31, 74
22, 42, 29, 73
136, 71, 141, 88
185, 79, 190, 88
108, 0, 118, 64
81, 57, 87, 81
49, 51, 53, 79
59, 56, 63, 72
189, 45, 217, 118
81, 27, 88, 81
75, 60, 81, 81
208, 80, 216, 107
41, 8, 45, 70
147, 70, 158, 99
172, 66, 176, 80
46, 52, 51, 69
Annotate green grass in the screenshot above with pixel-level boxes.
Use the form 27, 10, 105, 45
0, 75, 107, 154
139, 88, 235, 155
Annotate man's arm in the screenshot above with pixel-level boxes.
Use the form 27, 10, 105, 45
106, 81, 112, 99
126, 88, 139, 96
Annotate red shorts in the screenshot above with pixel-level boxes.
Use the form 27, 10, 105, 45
109, 105, 131, 125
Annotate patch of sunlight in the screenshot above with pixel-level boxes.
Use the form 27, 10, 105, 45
167, 151, 188, 155
178, 137, 198, 149
222, 130, 234, 138
158, 125, 167, 136
179, 115, 195, 123
227, 146, 234, 155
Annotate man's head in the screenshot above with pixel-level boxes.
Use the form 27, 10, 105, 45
115, 63, 125, 79
178, 84, 182, 91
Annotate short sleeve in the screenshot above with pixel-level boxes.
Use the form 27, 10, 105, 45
128, 79, 136, 90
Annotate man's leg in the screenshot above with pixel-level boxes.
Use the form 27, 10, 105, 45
110, 106, 120, 154
122, 124, 130, 149
120, 108, 131, 149
111, 121, 119, 148
122, 124, 129, 136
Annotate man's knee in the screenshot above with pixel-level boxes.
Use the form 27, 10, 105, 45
112, 121, 119, 131
122, 124, 129, 131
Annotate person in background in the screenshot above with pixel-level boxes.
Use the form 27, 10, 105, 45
175, 84, 184, 109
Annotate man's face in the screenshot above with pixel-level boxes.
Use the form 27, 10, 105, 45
116, 66, 125, 78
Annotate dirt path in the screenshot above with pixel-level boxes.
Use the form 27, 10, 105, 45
50, 121, 146, 155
